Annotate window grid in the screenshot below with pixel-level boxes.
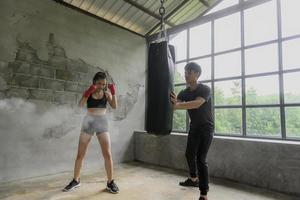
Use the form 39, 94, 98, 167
276, 0, 286, 139
241, 2, 247, 136
170, 0, 300, 140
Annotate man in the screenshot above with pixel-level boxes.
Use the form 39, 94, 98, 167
170, 62, 214, 200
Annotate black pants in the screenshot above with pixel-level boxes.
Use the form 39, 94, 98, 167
185, 125, 213, 195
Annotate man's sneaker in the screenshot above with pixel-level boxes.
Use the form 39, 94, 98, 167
106, 180, 119, 194
179, 178, 199, 187
62, 179, 81, 192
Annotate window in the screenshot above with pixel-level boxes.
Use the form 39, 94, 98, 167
193, 57, 212, 81
246, 107, 281, 137
214, 12, 241, 52
282, 38, 300, 70
214, 51, 241, 78
215, 108, 242, 135
215, 79, 242, 105
281, 0, 300, 38
165, 0, 300, 140
285, 107, 300, 138
246, 75, 280, 105
244, 0, 277, 46
205, 0, 239, 15
245, 43, 278, 75
189, 22, 211, 58
283, 71, 300, 104
169, 31, 187, 61
173, 85, 187, 132
174, 62, 186, 84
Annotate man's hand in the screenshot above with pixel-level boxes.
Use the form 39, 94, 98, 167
170, 92, 177, 104
170, 91, 178, 110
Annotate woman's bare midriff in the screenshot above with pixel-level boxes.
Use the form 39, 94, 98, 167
87, 108, 106, 116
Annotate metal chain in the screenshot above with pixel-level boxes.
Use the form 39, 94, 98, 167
157, 0, 167, 41
159, 0, 165, 16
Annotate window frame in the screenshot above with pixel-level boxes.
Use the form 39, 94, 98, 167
149, 0, 300, 141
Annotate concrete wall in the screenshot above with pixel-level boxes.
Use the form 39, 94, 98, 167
134, 131, 300, 197
0, 0, 146, 182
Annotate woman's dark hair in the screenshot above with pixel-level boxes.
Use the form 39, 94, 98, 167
185, 62, 202, 76
93, 71, 107, 84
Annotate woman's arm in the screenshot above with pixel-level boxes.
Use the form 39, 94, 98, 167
106, 92, 117, 109
78, 96, 88, 108
106, 84, 117, 109
79, 84, 96, 108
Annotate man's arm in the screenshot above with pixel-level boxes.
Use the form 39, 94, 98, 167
170, 92, 206, 110
174, 97, 206, 110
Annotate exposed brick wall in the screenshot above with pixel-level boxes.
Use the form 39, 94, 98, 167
0, 33, 112, 107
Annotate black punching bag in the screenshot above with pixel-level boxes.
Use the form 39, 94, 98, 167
146, 41, 175, 135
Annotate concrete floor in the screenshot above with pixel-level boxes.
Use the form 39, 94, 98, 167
0, 162, 298, 200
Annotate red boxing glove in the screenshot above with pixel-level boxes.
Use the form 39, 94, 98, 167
108, 84, 116, 95
83, 84, 97, 98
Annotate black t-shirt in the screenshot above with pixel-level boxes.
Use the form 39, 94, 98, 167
177, 83, 214, 129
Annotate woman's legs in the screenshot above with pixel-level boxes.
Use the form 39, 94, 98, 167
74, 132, 92, 181
97, 132, 113, 182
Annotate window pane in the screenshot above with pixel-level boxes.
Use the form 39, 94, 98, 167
283, 72, 300, 103
215, 79, 242, 105
281, 0, 300, 37
215, 108, 242, 135
282, 38, 300, 70
246, 107, 281, 137
244, 1, 277, 45
190, 22, 211, 58
174, 62, 186, 84
193, 57, 211, 81
169, 31, 187, 61
285, 107, 300, 138
205, 0, 239, 15
173, 110, 186, 131
173, 85, 187, 131
215, 12, 241, 52
215, 51, 241, 78
245, 43, 279, 74
246, 75, 279, 104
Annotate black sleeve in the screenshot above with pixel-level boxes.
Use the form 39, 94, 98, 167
177, 90, 185, 101
196, 86, 211, 102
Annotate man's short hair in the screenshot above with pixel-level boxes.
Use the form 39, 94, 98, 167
185, 62, 202, 76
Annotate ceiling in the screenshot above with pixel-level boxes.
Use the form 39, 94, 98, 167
57, 0, 221, 37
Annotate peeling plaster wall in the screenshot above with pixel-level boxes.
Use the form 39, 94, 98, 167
0, 0, 146, 182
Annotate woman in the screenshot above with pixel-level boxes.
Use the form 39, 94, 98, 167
63, 71, 119, 194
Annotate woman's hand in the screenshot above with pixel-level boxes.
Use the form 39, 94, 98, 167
104, 91, 113, 101
108, 84, 116, 95
105, 90, 117, 109
83, 84, 97, 98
